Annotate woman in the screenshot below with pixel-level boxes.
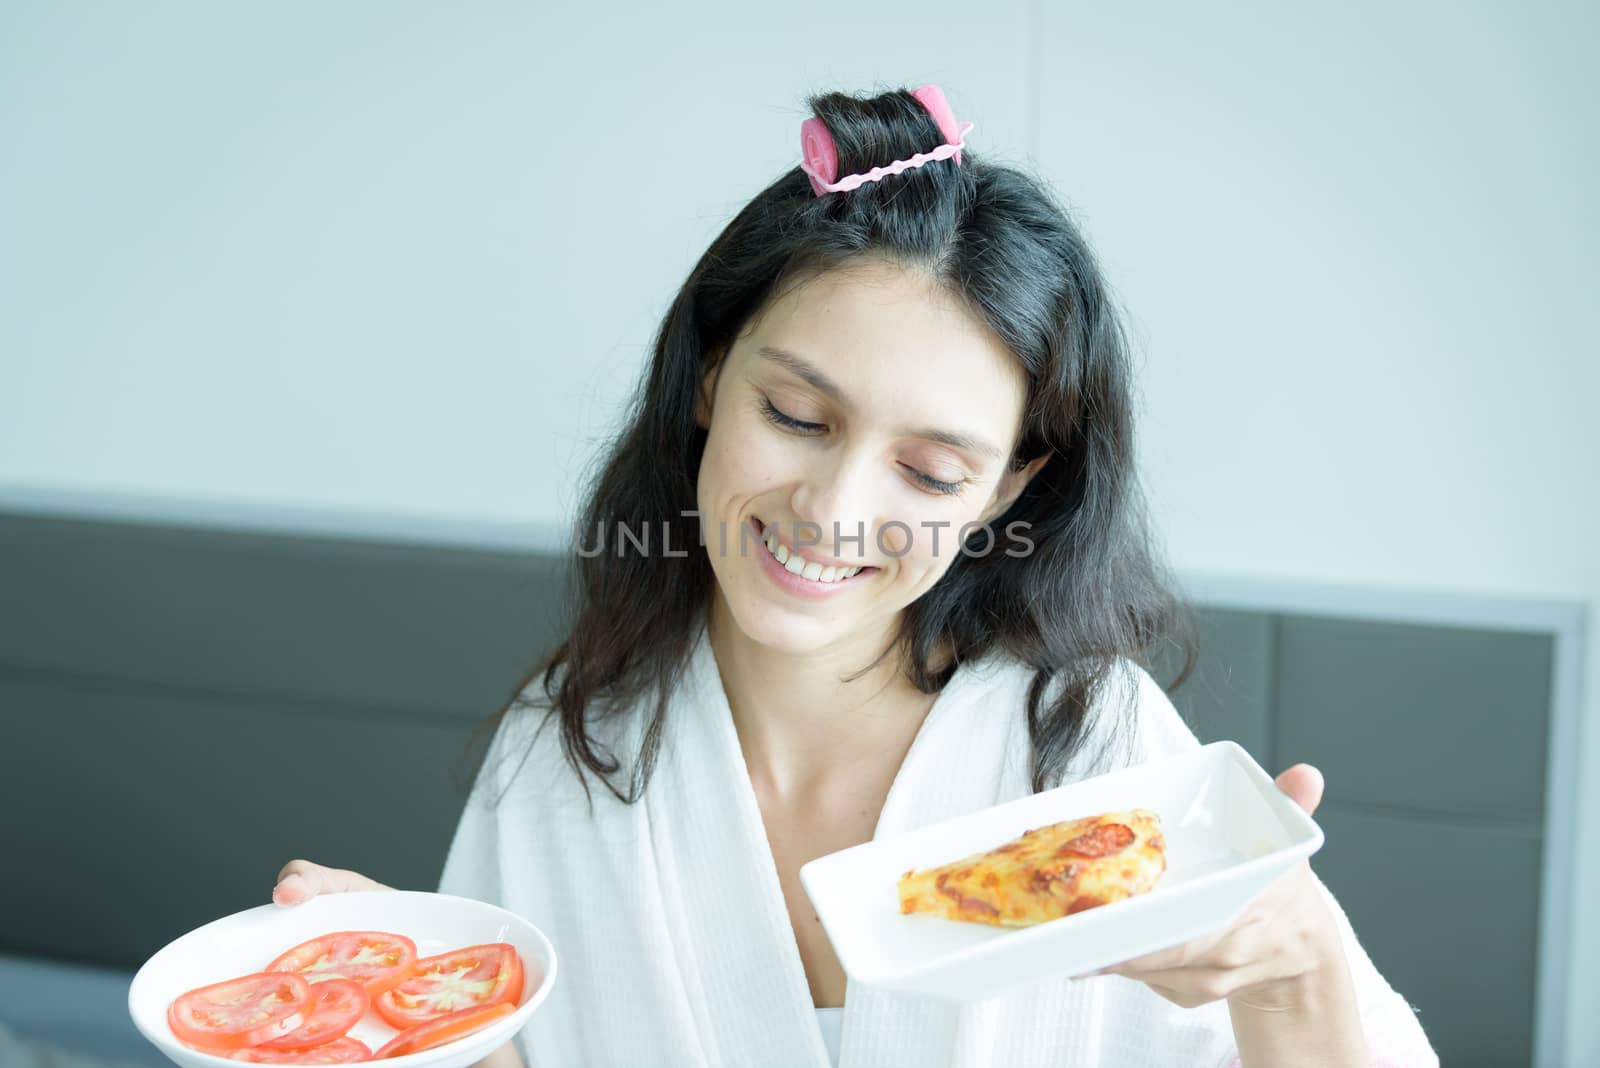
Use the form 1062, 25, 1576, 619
272, 84, 1437, 1067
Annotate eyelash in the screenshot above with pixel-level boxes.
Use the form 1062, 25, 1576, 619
757, 397, 968, 497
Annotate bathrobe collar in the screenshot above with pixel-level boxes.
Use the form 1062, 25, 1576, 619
643, 617, 1030, 1066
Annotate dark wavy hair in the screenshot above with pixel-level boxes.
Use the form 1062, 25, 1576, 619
462, 84, 1196, 807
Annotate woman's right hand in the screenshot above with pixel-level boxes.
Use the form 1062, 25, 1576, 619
272, 859, 393, 907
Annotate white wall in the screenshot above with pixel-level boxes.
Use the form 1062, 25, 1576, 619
1040, 9, 1597, 1063
3, 1, 1594, 1060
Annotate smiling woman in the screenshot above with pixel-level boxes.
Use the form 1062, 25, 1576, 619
273, 82, 1438, 1068
692, 259, 1051, 660
530, 85, 1183, 814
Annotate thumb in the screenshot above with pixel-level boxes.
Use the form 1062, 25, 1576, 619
1274, 763, 1325, 816
272, 860, 390, 907
273, 860, 329, 907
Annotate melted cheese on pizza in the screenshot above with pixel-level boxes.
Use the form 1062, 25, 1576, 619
896, 809, 1166, 927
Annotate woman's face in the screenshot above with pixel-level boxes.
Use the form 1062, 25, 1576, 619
695, 258, 1047, 658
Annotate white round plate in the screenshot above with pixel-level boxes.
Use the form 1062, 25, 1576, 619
128, 890, 556, 1067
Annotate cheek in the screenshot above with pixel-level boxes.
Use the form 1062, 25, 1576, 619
884, 506, 982, 583
699, 414, 789, 509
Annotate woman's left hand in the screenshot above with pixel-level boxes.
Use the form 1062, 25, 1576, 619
1080, 764, 1346, 1011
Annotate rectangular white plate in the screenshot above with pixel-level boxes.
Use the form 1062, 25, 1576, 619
799, 740, 1323, 1002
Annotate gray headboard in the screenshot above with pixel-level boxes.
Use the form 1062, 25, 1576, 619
0, 508, 1564, 1067
0, 511, 571, 967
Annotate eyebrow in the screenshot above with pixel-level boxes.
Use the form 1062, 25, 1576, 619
756, 344, 1005, 461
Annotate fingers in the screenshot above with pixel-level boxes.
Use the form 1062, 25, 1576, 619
1089, 884, 1315, 1006
1085, 944, 1274, 1007
1088, 874, 1296, 984
1121, 955, 1283, 1008
1274, 763, 1325, 816
1095, 924, 1232, 978
1095, 944, 1188, 977
272, 859, 391, 907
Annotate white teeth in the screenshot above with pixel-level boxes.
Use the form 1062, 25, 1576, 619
759, 523, 868, 584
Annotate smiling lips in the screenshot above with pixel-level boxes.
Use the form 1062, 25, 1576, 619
754, 518, 876, 586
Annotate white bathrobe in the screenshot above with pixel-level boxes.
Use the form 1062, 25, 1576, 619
437, 616, 1437, 1067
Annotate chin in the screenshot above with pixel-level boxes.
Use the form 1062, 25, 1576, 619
719, 581, 848, 655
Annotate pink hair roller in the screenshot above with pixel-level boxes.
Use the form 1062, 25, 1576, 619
799, 83, 975, 197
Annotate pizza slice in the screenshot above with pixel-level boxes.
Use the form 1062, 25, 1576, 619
896, 808, 1166, 927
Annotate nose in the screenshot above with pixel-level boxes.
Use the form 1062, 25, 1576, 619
788, 446, 878, 562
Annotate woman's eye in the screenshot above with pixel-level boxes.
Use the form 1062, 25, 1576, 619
760, 396, 965, 496
905, 465, 966, 497
759, 398, 826, 434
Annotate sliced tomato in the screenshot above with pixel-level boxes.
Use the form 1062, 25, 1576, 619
373, 1001, 517, 1060
231, 1036, 373, 1063
259, 977, 369, 1050
168, 971, 313, 1053
372, 943, 522, 1029
267, 931, 418, 995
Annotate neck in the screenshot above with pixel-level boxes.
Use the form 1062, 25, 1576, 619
705, 591, 945, 804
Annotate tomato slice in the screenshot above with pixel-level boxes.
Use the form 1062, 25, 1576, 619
267, 931, 418, 995
372, 943, 523, 1029
231, 1036, 373, 1063
373, 1001, 517, 1060
168, 971, 313, 1053
259, 977, 369, 1050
